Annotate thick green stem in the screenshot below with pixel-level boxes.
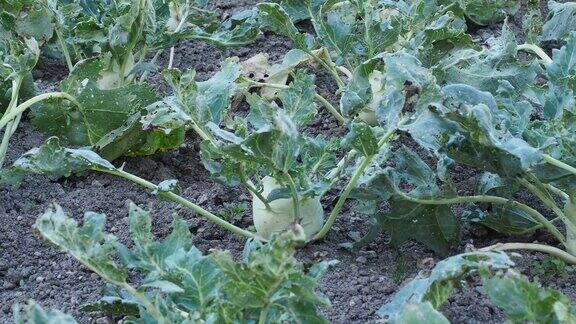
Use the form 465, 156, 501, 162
103, 169, 265, 241
398, 193, 566, 244
0, 77, 23, 167
313, 127, 397, 241
542, 154, 576, 177
314, 93, 346, 124
55, 28, 74, 72
313, 154, 373, 241
245, 181, 272, 211
121, 284, 166, 323
0, 92, 81, 131
481, 242, 576, 265
258, 305, 270, 324
565, 199, 576, 255
284, 172, 301, 221
306, 49, 346, 89
517, 44, 553, 65
518, 177, 576, 238
241, 166, 272, 211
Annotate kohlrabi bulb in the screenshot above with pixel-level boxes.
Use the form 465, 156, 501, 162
251, 176, 324, 240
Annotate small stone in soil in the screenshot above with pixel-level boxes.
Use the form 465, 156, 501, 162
355, 256, 367, 264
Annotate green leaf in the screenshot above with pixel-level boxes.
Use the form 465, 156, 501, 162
342, 123, 378, 157
31, 64, 159, 147
212, 232, 330, 322
482, 270, 576, 323
34, 203, 127, 284
454, 0, 519, 25
15, 4, 55, 43
548, 31, 576, 91
31, 201, 332, 322
277, 71, 317, 127
258, 3, 310, 49
378, 251, 514, 319
353, 147, 460, 255
438, 23, 538, 95
0, 137, 115, 188
13, 300, 77, 324
161, 9, 260, 48
543, 1, 576, 41
391, 302, 449, 324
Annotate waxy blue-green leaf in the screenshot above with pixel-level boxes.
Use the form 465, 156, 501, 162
543, 1, 576, 41
0, 137, 115, 188
31, 58, 159, 148
212, 232, 331, 322
258, 3, 310, 49
391, 302, 449, 324
277, 71, 317, 127
13, 301, 78, 324
353, 147, 460, 255
14, 3, 54, 43
156, 9, 260, 49
35, 204, 128, 284
342, 123, 379, 157
34, 202, 332, 322
547, 31, 576, 91
482, 270, 576, 323
378, 251, 514, 319
438, 23, 538, 95
452, 0, 519, 25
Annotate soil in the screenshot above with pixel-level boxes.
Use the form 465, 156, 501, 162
1, 1, 575, 323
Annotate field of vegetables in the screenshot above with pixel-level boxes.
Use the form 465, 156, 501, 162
1, 0, 576, 322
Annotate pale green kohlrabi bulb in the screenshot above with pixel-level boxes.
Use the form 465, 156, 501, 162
251, 176, 324, 240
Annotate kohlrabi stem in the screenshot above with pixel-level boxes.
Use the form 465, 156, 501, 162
167, 6, 190, 70
241, 167, 272, 210
542, 154, 576, 177
565, 198, 576, 255
245, 182, 272, 211
544, 183, 570, 201
306, 49, 346, 89
517, 215, 563, 234
0, 77, 23, 167
517, 44, 553, 65
258, 305, 270, 324
481, 242, 576, 265
284, 172, 301, 221
120, 283, 166, 323
0, 92, 81, 131
103, 169, 265, 241
313, 127, 397, 241
245, 79, 346, 124
518, 177, 576, 234
313, 92, 346, 124
55, 28, 74, 72
397, 192, 566, 244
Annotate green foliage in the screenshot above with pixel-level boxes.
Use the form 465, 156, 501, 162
378, 251, 514, 320
532, 256, 574, 281
482, 270, 576, 323
217, 201, 248, 223
543, 1, 576, 41
13, 301, 77, 324
391, 302, 449, 324
32, 203, 333, 322
381, 251, 576, 323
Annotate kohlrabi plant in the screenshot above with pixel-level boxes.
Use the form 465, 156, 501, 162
14, 203, 333, 323
0, 0, 261, 165
378, 250, 576, 323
